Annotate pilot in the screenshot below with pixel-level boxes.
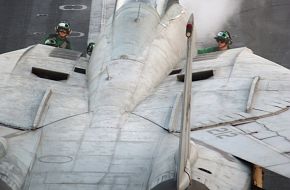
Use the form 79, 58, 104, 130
43, 21, 72, 49
198, 31, 232, 55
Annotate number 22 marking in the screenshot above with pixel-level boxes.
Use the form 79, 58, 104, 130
207, 128, 239, 139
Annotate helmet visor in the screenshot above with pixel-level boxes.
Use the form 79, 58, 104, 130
215, 37, 226, 43
58, 29, 68, 34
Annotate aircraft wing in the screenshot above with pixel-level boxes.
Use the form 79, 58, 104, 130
0, 44, 89, 129
189, 47, 290, 178
132, 46, 290, 183
133, 45, 290, 183
0, 44, 90, 190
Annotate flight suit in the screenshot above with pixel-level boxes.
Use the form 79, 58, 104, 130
43, 34, 71, 49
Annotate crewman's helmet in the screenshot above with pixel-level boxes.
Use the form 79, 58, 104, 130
44, 39, 57, 47
86, 42, 96, 56
214, 31, 232, 45
55, 21, 72, 35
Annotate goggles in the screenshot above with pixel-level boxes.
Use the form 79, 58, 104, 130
58, 29, 68, 34
216, 37, 226, 43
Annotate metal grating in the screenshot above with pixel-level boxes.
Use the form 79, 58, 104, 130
49, 48, 82, 60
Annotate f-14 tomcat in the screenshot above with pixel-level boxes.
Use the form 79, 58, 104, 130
0, 0, 290, 190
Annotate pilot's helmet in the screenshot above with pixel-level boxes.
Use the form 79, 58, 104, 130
55, 21, 72, 35
214, 31, 232, 45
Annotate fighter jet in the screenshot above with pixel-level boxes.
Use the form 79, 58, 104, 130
0, 0, 290, 190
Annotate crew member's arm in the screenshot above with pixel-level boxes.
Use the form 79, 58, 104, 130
197, 47, 219, 55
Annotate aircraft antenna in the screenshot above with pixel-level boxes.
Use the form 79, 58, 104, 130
177, 14, 196, 190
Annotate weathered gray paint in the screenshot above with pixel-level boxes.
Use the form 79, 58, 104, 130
0, 0, 290, 190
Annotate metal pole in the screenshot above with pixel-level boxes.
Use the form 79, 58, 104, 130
177, 14, 193, 190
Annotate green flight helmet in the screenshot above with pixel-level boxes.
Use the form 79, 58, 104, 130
55, 21, 72, 34
44, 39, 57, 47
86, 42, 96, 56
214, 31, 232, 45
